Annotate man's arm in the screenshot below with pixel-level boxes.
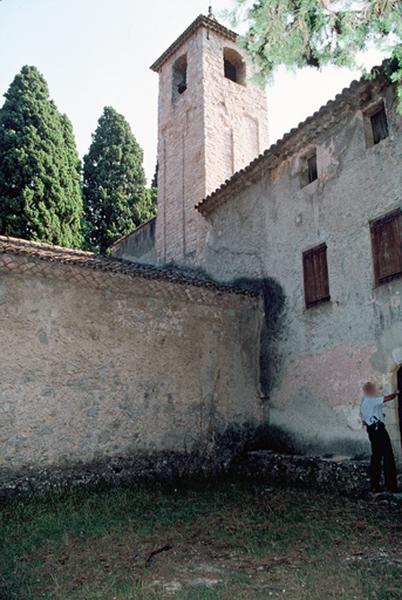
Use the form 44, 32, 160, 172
384, 390, 399, 403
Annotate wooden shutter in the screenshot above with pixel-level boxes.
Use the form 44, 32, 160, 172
370, 107, 389, 144
371, 210, 402, 285
303, 244, 330, 308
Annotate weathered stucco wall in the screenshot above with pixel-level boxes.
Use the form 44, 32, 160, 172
0, 244, 262, 490
203, 78, 402, 464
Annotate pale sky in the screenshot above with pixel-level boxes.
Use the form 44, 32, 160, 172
0, 0, 385, 184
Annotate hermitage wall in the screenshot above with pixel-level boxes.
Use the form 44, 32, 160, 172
0, 240, 262, 492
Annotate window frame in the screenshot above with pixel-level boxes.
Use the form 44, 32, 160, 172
302, 243, 330, 309
300, 150, 318, 188
363, 100, 389, 147
370, 209, 402, 287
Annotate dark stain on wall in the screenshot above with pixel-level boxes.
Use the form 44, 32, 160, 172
231, 277, 286, 398
153, 265, 287, 399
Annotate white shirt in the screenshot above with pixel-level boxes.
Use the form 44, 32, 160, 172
360, 395, 384, 426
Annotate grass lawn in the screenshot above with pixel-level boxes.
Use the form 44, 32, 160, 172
0, 481, 401, 599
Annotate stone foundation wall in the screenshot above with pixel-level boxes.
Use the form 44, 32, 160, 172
234, 451, 370, 497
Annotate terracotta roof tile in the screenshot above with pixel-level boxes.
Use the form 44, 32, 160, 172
0, 235, 255, 296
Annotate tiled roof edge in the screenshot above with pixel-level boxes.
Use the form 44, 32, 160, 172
150, 14, 237, 72
196, 59, 394, 216
0, 235, 256, 297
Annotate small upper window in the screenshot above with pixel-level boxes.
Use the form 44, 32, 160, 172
223, 48, 246, 86
300, 151, 318, 187
371, 106, 389, 144
364, 102, 389, 146
307, 153, 318, 183
370, 209, 402, 286
172, 55, 187, 102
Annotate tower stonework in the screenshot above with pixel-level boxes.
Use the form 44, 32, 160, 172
151, 15, 268, 265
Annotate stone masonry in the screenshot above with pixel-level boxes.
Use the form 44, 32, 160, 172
0, 236, 263, 493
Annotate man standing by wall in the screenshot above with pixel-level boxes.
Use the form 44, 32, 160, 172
360, 383, 399, 493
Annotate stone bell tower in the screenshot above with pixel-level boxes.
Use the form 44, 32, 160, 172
151, 12, 269, 266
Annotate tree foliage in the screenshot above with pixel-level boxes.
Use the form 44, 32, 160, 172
0, 66, 83, 247
137, 161, 158, 224
230, 0, 402, 106
83, 106, 149, 252
136, 186, 157, 225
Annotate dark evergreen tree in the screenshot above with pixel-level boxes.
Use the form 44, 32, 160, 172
134, 160, 158, 225
83, 106, 147, 252
135, 186, 157, 225
0, 66, 83, 247
59, 114, 84, 243
151, 162, 158, 189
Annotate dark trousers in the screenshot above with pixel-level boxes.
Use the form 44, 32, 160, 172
367, 422, 398, 491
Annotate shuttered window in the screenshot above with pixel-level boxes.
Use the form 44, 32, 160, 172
303, 243, 330, 308
371, 210, 402, 286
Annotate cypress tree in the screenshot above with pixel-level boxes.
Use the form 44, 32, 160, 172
0, 65, 83, 247
135, 186, 157, 225
83, 106, 146, 252
135, 161, 158, 225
